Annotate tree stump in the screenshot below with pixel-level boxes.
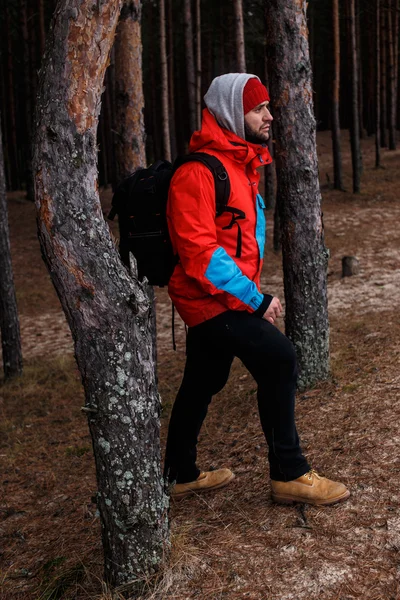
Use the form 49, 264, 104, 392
342, 256, 360, 277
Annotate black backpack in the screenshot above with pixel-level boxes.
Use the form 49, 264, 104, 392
108, 152, 244, 287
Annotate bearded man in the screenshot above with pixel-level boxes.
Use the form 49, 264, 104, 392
164, 73, 350, 507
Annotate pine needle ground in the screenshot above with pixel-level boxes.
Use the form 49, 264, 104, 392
1, 131, 400, 599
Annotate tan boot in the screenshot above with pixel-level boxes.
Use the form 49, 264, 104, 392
271, 470, 350, 506
170, 468, 235, 499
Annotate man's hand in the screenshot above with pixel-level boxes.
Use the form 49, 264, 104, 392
262, 297, 282, 324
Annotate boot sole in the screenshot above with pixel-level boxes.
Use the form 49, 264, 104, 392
171, 472, 235, 499
271, 488, 350, 506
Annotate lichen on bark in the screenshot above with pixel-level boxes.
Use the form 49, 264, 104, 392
266, 0, 330, 390
32, 0, 168, 590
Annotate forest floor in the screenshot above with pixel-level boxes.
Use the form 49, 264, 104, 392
1, 130, 400, 600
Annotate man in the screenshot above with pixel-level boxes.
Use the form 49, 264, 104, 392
164, 73, 350, 506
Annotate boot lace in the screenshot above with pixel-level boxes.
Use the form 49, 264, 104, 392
306, 469, 322, 481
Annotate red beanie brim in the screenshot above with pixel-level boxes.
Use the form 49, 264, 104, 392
243, 78, 270, 115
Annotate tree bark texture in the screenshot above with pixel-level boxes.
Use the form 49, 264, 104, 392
387, 0, 397, 150
234, 0, 246, 72
355, 0, 364, 139
32, 0, 168, 589
160, 0, 171, 161
0, 113, 23, 380
195, 0, 202, 129
167, 0, 177, 159
348, 0, 362, 193
380, 5, 388, 147
38, 0, 46, 58
184, 0, 197, 133
266, 0, 330, 390
21, 0, 35, 200
332, 0, 343, 190
6, 6, 20, 190
393, 0, 399, 129
114, 0, 147, 181
376, 0, 381, 167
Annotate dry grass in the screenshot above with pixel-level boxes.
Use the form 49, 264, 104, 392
1, 131, 400, 599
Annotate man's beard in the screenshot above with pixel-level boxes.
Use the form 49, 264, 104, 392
244, 121, 270, 145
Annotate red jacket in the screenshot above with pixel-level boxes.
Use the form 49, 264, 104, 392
167, 109, 273, 327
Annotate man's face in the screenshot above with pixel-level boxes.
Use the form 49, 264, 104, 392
244, 101, 273, 144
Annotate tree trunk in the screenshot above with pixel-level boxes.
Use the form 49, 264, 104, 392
0, 63, 12, 189
195, 0, 202, 129
387, 0, 397, 149
114, 0, 147, 181
33, 0, 168, 590
266, 0, 330, 390
332, 0, 344, 190
356, 0, 364, 139
21, 0, 35, 200
348, 0, 362, 193
376, 0, 381, 167
103, 68, 118, 188
234, 0, 246, 72
393, 0, 399, 129
5, 6, 20, 190
0, 113, 23, 380
167, 0, 177, 159
184, 0, 197, 134
273, 196, 281, 253
160, 0, 171, 161
365, 1, 376, 135
99, 105, 109, 187
380, 5, 388, 147
262, 61, 275, 210
38, 0, 46, 58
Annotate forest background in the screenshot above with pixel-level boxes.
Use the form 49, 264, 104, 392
1, 0, 400, 599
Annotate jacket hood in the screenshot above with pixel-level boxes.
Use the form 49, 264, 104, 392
189, 108, 272, 168
204, 73, 259, 140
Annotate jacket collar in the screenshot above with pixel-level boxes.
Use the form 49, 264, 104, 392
189, 109, 272, 170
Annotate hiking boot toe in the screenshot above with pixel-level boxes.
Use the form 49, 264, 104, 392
170, 468, 234, 498
271, 470, 350, 506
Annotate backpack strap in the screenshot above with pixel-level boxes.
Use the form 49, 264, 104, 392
174, 152, 231, 216
173, 153, 245, 258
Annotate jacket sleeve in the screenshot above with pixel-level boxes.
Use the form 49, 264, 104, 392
167, 162, 271, 316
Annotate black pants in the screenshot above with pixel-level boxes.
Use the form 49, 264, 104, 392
164, 310, 310, 483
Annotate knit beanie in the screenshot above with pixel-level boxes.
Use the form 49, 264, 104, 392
242, 78, 270, 115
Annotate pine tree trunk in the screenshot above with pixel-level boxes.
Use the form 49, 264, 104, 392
38, 0, 46, 58
394, 0, 399, 129
366, 2, 375, 135
0, 64, 12, 189
5, 7, 20, 190
104, 69, 117, 188
184, 0, 197, 134
356, 0, 364, 139
262, 61, 275, 210
195, 0, 202, 129
0, 114, 23, 380
273, 197, 281, 253
387, 0, 397, 149
234, 0, 246, 72
167, 0, 177, 159
99, 105, 109, 187
146, 3, 161, 160
376, 0, 381, 167
266, 0, 330, 390
160, 0, 171, 161
21, 0, 35, 200
348, 0, 362, 193
332, 0, 344, 190
114, 1, 147, 181
380, 5, 388, 147
33, 0, 168, 589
